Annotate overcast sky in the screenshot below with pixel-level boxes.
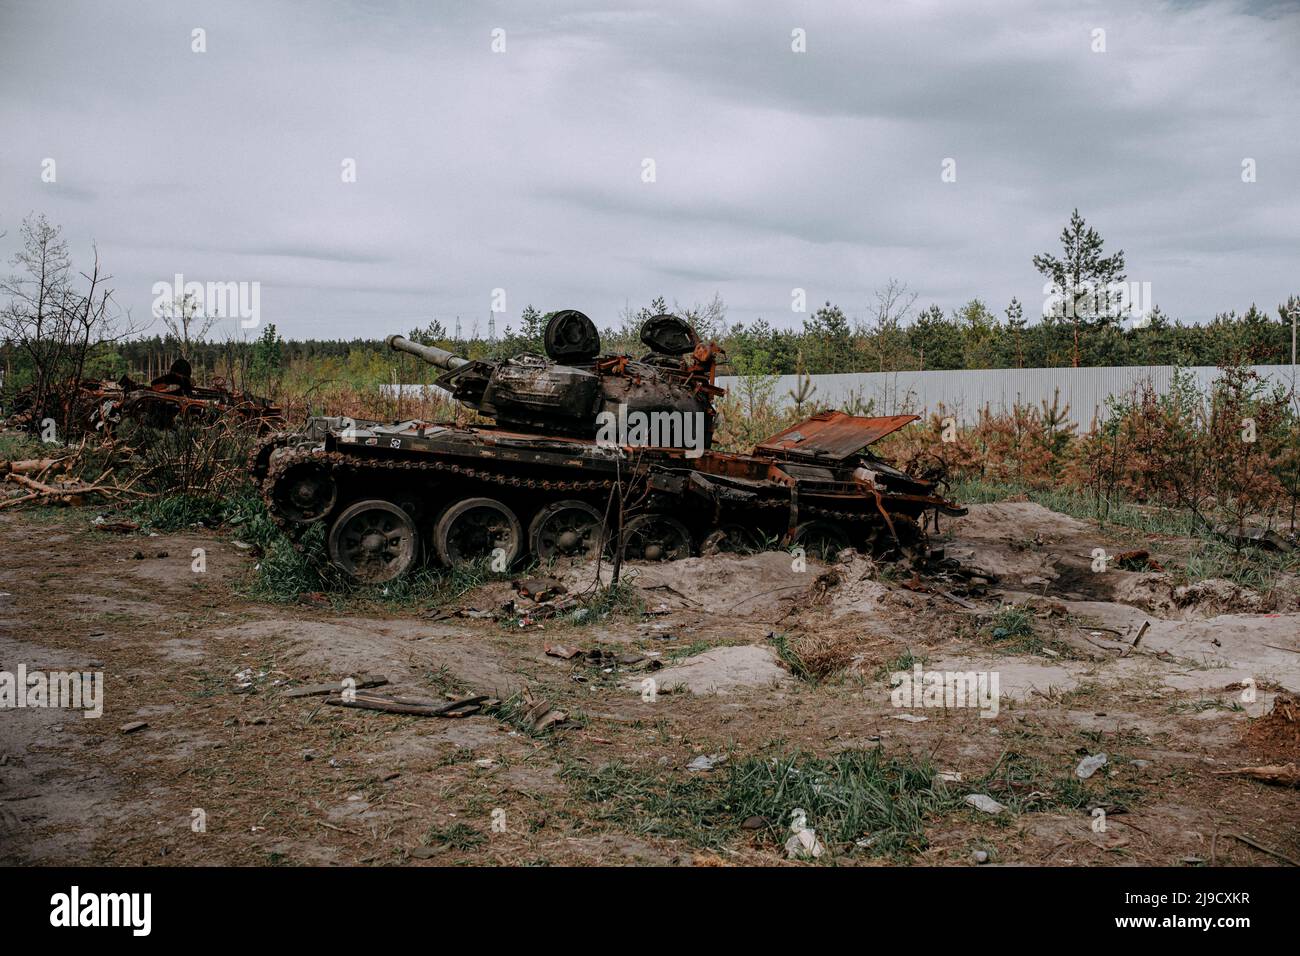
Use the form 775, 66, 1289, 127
1, 0, 1297, 342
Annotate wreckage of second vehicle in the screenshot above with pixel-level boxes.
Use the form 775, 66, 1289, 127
253, 310, 966, 583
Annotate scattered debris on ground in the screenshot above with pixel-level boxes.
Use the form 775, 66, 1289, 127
6, 362, 281, 436
2, 498, 1297, 866
1, 444, 148, 510
325, 692, 488, 718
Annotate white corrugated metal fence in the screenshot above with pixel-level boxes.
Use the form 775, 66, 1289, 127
717, 365, 1298, 427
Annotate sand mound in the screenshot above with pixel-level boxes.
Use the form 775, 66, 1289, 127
1114, 575, 1265, 619
947, 502, 1092, 540
815, 553, 894, 616
555, 550, 820, 615
1242, 693, 1300, 763
627, 644, 791, 695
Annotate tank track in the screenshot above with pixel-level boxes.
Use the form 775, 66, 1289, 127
259, 443, 891, 554
261, 445, 620, 547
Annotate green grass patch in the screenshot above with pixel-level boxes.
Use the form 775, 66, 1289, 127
575, 578, 645, 623
948, 478, 1196, 537
562, 746, 958, 859
874, 648, 922, 682
975, 750, 1142, 814
131, 492, 227, 530
982, 603, 1041, 653
768, 631, 815, 682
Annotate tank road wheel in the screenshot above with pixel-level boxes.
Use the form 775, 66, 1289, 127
434, 497, 523, 569
271, 459, 338, 524
327, 500, 420, 584
529, 500, 605, 561
700, 524, 761, 556
619, 514, 693, 562
791, 520, 851, 562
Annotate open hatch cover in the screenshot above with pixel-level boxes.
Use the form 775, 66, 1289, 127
755, 410, 919, 461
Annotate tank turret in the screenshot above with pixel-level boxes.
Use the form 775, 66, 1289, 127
389, 311, 724, 440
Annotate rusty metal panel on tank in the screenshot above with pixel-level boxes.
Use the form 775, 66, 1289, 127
755, 410, 919, 461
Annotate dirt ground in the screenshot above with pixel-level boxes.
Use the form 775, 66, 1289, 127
1, 500, 1297, 866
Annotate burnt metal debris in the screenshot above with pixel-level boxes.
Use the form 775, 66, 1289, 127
255, 311, 966, 583
7, 359, 283, 435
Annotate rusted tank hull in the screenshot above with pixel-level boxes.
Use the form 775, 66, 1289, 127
258, 315, 962, 582
256, 410, 965, 583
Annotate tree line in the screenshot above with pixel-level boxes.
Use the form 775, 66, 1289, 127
3, 210, 1297, 407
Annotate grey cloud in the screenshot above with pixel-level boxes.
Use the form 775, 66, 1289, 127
0, 0, 1296, 338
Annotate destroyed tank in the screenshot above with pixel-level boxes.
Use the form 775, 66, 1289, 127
254, 310, 966, 583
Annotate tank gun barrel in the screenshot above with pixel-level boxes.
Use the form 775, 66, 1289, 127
386, 334, 469, 371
